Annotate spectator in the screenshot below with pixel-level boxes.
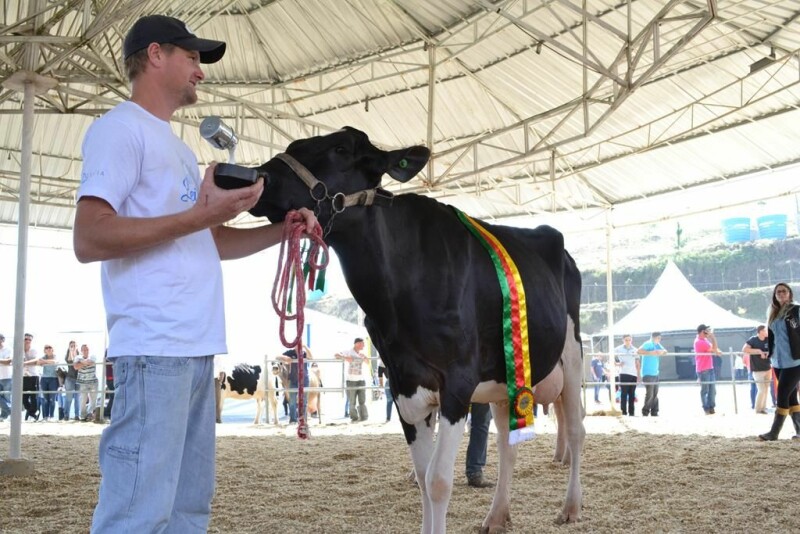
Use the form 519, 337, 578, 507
615, 335, 640, 417
758, 283, 800, 441
742, 325, 771, 414
335, 337, 370, 422
103, 350, 114, 420
638, 332, 667, 417
74, 344, 99, 422
278, 345, 313, 423
22, 333, 40, 421
73, 14, 317, 532
590, 353, 605, 404
695, 324, 721, 415
465, 402, 493, 488
39, 344, 59, 422
377, 356, 393, 422
0, 333, 11, 421
62, 341, 80, 421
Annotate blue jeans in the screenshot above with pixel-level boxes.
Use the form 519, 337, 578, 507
698, 369, 716, 412
40, 376, 59, 419
385, 385, 394, 421
63, 377, 79, 419
466, 402, 492, 478
0, 378, 11, 417
91, 356, 216, 534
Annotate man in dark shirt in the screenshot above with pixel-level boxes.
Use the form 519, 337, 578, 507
277, 345, 312, 423
742, 325, 771, 414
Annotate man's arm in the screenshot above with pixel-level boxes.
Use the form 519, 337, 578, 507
73, 165, 264, 263
211, 207, 316, 260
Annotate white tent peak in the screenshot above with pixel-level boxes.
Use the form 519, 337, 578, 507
596, 260, 758, 337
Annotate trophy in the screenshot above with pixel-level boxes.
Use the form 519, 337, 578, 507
199, 116, 267, 189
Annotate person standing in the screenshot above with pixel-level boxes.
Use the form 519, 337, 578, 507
465, 402, 493, 488
377, 356, 393, 422
74, 344, 99, 422
62, 341, 80, 421
615, 335, 640, 417
590, 353, 605, 404
0, 334, 11, 421
38, 344, 59, 422
694, 324, 720, 415
72, 14, 317, 532
22, 333, 41, 421
742, 325, 771, 414
335, 338, 370, 422
638, 332, 667, 417
758, 283, 800, 441
277, 345, 313, 423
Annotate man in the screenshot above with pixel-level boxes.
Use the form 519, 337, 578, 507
74, 344, 99, 422
277, 345, 313, 423
335, 337, 370, 422
465, 402, 493, 488
0, 334, 11, 421
615, 334, 640, 417
637, 332, 667, 417
73, 15, 316, 532
742, 325, 771, 414
694, 324, 721, 415
590, 353, 605, 404
22, 333, 41, 421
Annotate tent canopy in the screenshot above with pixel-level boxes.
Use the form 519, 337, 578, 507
593, 261, 758, 338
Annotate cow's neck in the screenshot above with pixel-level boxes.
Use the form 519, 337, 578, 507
325, 202, 412, 337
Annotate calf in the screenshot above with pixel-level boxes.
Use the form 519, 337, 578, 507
219, 364, 270, 425
249, 127, 585, 532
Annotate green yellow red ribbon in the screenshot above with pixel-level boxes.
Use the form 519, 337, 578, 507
455, 209, 534, 444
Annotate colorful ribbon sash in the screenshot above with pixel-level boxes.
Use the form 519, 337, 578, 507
455, 209, 535, 445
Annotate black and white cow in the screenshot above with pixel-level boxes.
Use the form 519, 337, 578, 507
250, 127, 585, 533
219, 364, 272, 425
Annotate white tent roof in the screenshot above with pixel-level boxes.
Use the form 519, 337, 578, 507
596, 261, 757, 337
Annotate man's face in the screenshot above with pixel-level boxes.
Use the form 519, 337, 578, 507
162, 45, 204, 108
24, 335, 32, 347
757, 329, 767, 340
81, 345, 89, 356
653, 336, 661, 344
355, 341, 365, 351
623, 336, 632, 347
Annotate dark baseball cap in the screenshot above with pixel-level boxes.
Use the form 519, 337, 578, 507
123, 15, 226, 64
697, 324, 710, 333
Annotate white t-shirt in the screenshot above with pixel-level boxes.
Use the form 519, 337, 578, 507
0, 347, 11, 380
615, 344, 639, 376
23, 348, 40, 377
78, 101, 226, 358
341, 348, 368, 380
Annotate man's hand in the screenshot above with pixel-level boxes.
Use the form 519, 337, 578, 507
192, 163, 264, 228
295, 207, 318, 234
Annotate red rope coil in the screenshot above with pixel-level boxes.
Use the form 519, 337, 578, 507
271, 210, 328, 439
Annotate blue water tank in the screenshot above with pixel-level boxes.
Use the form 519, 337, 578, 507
721, 217, 751, 243
757, 214, 787, 239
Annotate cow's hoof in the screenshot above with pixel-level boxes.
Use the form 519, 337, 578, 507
555, 510, 581, 525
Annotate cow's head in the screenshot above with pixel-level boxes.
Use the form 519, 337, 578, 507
251, 127, 429, 226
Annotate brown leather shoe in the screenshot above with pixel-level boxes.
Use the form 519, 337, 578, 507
467, 473, 493, 488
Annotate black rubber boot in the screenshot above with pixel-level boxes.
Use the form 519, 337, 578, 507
758, 412, 787, 441
791, 411, 800, 440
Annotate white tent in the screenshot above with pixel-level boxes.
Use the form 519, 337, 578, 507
596, 261, 758, 337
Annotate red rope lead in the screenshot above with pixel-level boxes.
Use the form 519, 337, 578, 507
271, 210, 328, 439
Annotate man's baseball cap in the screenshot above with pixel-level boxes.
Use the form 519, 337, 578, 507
697, 324, 710, 333
123, 15, 226, 64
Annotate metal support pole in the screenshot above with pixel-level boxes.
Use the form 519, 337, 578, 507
729, 347, 738, 415
605, 211, 618, 409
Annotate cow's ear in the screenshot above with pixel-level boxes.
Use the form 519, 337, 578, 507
386, 146, 430, 183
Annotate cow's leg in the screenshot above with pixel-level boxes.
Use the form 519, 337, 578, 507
424, 413, 466, 534
552, 396, 569, 464
403, 415, 436, 534
481, 401, 514, 534
253, 397, 263, 425
267, 386, 278, 425
556, 316, 585, 524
